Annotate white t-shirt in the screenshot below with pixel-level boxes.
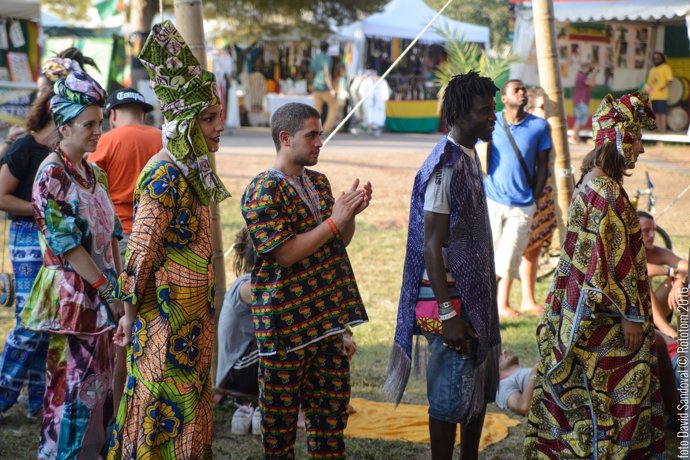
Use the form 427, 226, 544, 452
496, 367, 533, 410
421, 137, 475, 280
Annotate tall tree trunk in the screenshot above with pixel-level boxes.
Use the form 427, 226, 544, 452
129, 0, 157, 89
173, 0, 227, 384
532, 0, 573, 244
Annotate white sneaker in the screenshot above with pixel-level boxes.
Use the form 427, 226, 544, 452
251, 406, 262, 435
231, 404, 253, 435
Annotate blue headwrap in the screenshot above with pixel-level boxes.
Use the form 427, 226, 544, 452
50, 71, 106, 127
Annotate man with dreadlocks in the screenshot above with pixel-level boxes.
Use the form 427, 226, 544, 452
384, 71, 502, 460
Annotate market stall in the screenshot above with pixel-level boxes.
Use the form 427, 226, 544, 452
511, 0, 690, 131
338, 0, 490, 132
0, 0, 40, 126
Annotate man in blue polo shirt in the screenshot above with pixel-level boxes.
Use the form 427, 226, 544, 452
484, 79, 551, 319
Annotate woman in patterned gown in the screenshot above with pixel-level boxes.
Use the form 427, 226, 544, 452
22, 70, 122, 459
523, 92, 665, 458
108, 21, 230, 460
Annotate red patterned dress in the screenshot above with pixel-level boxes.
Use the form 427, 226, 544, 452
523, 176, 665, 459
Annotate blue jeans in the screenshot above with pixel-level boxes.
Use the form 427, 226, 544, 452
423, 331, 474, 423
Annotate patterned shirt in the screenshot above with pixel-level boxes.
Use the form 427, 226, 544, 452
241, 168, 368, 356
23, 160, 121, 335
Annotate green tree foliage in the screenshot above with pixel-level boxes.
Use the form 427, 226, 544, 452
41, 0, 387, 42
204, 0, 388, 42
42, 0, 93, 22
433, 25, 520, 109
426, 0, 512, 46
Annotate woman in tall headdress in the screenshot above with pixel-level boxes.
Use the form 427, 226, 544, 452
108, 20, 229, 459
22, 70, 122, 459
523, 92, 665, 458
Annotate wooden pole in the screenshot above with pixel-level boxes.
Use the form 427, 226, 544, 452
172, 0, 227, 381
532, 0, 573, 243
128, 0, 157, 90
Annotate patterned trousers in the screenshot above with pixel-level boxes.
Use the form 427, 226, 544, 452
259, 334, 350, 459
0, 220, 48, 415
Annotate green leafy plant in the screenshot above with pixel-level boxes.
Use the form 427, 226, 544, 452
432, 25, 521, 108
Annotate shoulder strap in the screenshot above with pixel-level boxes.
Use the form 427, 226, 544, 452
501, 113, 536, 190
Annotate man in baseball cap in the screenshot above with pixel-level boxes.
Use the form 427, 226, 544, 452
89, 87, 161, 260
104, 87, 154, 114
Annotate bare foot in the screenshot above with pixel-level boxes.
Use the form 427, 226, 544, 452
498, 307, 522, 319
520, 303, 544, 316
347, 404, 356, 414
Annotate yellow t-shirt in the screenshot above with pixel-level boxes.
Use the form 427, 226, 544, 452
646, 63, 673, 101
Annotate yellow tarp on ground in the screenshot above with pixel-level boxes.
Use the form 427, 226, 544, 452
344, 398, 520, 450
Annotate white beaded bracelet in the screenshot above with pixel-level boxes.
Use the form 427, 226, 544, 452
438, 310, 457, 321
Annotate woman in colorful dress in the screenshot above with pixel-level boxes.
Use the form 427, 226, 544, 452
523, 92, 665, 458
21, 70, 122, 459
108, 21, 230, 459
0, 88, 59, 417
0, 57, 82, 418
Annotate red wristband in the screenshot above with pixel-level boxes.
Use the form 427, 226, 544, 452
91, 274, 107, 289
326, 218, 339, 237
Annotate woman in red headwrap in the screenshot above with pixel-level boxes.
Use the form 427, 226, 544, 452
523, 92, 665, 458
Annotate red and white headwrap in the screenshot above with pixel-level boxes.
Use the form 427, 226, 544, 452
591, 92, 656, 166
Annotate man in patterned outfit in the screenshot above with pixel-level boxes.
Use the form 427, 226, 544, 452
241, 102, 371, 459
384, 72, 501, 460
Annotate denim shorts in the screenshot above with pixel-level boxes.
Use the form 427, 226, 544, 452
652, 100, 667, 115
422, 331, 474, 423
574, 101, 589, 125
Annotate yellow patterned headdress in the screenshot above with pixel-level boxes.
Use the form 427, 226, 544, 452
591, 92, 656, 166
42, 57, 82, 83
139, 20, 229, 205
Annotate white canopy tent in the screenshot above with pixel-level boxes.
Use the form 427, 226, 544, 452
340, 0, 489, 45
549, 0, 690, 22
0, 0, 40, 21
511, 0, 690, 89
338, 0, 490, 77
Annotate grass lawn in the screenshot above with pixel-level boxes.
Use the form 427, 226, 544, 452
0, 134, 687, 458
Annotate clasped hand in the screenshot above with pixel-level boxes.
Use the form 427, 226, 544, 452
329, 179, 372, 228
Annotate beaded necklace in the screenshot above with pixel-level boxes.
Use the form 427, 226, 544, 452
57, 146, 95, 190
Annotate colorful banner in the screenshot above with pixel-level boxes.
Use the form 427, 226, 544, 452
385, 100, 439, 133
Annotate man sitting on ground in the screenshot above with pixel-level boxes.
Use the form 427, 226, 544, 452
637, 211, 688, 338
